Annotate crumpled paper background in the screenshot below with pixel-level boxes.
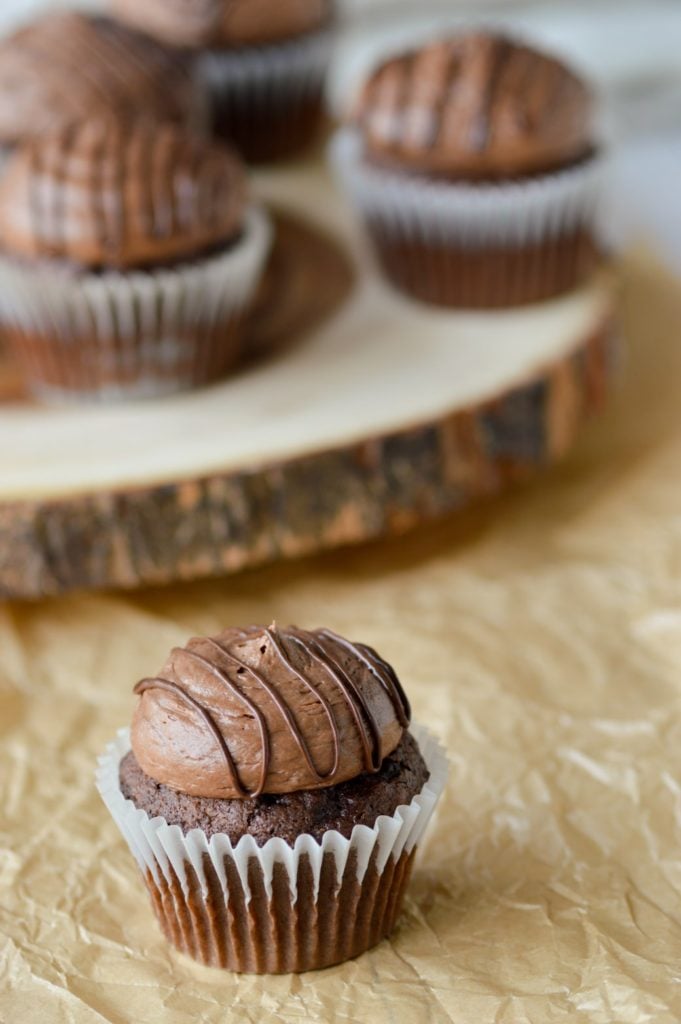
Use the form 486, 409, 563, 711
1, 253, 681, 1022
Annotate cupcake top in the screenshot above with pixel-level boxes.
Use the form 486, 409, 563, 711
130, 624, 411, 799
353, 31, 594, 180
0, 13, 195, 149
0, 119, 247, 269
111, 0, 334, 49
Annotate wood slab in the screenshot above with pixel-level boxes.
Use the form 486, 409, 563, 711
0, 161, 619, 598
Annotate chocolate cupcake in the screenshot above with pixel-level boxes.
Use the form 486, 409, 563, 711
332, 31, 605, 308
97, 625, 447, 973
111, 0, 336, 163
0, 12, 199, 159
0, 119, 271, 402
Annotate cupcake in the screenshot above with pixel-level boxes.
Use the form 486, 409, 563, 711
0, 12, 199, 160
0, 119, 271, 402
111, 0, 336, 163
332, 31, 605, 309
97, 624, 447, 973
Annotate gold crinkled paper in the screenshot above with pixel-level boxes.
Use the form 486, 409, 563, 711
1, 254, 681, 1023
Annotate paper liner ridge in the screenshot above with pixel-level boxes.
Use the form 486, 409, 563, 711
96, 723, 448, 904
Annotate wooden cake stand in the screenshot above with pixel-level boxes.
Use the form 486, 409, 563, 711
0, 161, 619, 599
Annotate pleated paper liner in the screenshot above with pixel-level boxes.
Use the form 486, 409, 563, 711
0, 208, 356, 408
0, 206, 271, 403
199, 27, 335, 162
96, 724, 448, 974
331, 129, 607, 309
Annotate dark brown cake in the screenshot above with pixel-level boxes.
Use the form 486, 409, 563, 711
120, 731, 428, 844
366, 224, 600, 310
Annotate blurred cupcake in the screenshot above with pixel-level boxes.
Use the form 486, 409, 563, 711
97, 624, 447, 973
0, 12, 200, 160
332, 31, 605, 309
0, 119, 271, 402
111, 0, 336, 163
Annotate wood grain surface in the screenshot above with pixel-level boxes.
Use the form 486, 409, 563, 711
0, 149, 620, 599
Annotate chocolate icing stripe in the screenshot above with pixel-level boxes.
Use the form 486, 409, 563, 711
91, 128, 109, 256
288, 632, 376, 769
264, 627, 341, 779
186, 139, 205, 234
141, 126, 157, 241
474, 38, 512, 154
134, 632, 344, 797
545, 58, 571, 125
0, 119, 246, 267
269, 626, 410, 773
277, 626, 412, 763
318, 629, 411, 726
18, 18, 165, 114
92, 20, 185, 112
498, 46, 529, 133
175, 646, 271, 797
101, 25, 164, 111
431, 47, 459, 152
206, 635, 337, 784
154, 130, 177, 239
19, 27, 108, 110
0, 13, 194, 156
398, 52, 417, 139
133, 676, 248, 793
132, 626, 411, 798
27, 144, 43, 259
111, 128, 126, 252
355, 31, 593, 180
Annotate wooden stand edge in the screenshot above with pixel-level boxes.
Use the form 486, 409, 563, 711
0, 312, 619, 599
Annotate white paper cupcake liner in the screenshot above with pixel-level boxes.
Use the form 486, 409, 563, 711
0, 205, 272, 402
199, 26, 335, 102
97, 722, 447, 897
330, 129, 606, 249
198, 27, 335, 161
96, 723, 448, 972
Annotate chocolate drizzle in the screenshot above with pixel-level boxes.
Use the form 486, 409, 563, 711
133, 625, 411, 798
469, 37, 512, 154
356, 31, 592, 180
0, 13, 194, 147
134, 675, 243, 784
3, 119, 246, 268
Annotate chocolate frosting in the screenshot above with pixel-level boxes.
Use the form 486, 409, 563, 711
112, 0, 333, 49
0, 120, 246, 268
130, 625, 411, 799
0, 13, 195, 148
354, 31, 594, 180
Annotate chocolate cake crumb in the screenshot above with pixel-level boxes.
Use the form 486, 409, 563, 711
120, 731, 428, 846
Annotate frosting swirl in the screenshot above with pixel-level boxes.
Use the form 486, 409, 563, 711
131, 625, 411, 799
112, 0, 334, 49
0, 13, 195, 148
354, 31, 594, 180
0, 119, 246, 268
